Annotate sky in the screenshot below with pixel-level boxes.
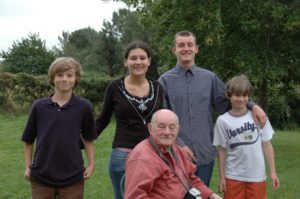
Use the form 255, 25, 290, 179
0, 0, 127, 52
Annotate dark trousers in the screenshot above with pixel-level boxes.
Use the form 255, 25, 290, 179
194, 160, 214, 187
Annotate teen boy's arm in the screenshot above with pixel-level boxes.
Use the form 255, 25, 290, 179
217, 147, 227, 195
262, 141, 280, 190
83, 140, 95, 180
24, 143, 34, 181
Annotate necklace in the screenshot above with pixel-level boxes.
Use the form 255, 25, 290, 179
122, 79, 154, 112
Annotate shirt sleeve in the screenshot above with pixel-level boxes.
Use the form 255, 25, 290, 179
125, 159, 158, 199
81, 99, 97, 140
213, 116, 227, 148
157, 82, 164, 109
212, 74, 230, 114
21, 100, 38, 143
158, 76, 171, 109
95, 81, 115, 136
260, 118, 274, 143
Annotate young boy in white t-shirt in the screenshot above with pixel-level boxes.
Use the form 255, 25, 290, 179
213, 74, 280, 199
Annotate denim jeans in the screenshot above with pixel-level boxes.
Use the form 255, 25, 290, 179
194, 160, 214, 187
109, 148, 129, 199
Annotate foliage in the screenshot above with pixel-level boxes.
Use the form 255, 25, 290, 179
76, 73, 113, 115
0, 72, 113, 115
220, 0, 300, 114
58, 28, 105, 73
97, 27, 123, 77
0, 33, 56, 75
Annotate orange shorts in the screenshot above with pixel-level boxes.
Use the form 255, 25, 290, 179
224, 178, 267, 199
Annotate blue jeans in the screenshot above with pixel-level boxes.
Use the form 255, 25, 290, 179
194, 160, 214, 187
109, 149, 129, 199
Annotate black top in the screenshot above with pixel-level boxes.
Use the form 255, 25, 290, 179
21, 94, 97, 187
96, 77, 164, 149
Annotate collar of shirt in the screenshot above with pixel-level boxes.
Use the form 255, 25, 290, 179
46, 93, 77, 109
175, 63, 196, 76
157, 142, 179, 157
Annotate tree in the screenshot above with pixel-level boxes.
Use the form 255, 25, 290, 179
219, 1, 300, 126
121, 0, 300, 127
97, 26, 123, 77
0, 33, 56, 75
58, 27, 103, 73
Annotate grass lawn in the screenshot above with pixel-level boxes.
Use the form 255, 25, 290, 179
0, 114, 299, 198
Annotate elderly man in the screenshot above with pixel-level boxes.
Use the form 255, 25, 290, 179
125, 109, 222, 199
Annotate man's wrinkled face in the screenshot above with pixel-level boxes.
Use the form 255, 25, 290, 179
148, 110, 180, 150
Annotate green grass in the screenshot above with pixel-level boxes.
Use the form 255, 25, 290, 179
0, 114, 299, 198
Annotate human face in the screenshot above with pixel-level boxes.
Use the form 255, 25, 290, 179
172, 35, 198, 68
53, 68, 76, 93
124, 48, 151, 77
228, 93, 249, 113
148, 110, 180, 150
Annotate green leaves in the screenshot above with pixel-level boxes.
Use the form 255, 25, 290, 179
0, 33, 55, 75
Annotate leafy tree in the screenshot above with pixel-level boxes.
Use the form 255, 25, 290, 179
97, 26, 123, 77
0, 33, 56, 75
220, 1, 299, 112
58, 27, 103, 73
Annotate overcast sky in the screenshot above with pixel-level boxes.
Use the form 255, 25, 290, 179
0, 0, 126, 51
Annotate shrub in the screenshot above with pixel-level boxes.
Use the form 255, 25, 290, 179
0, 72, 113, 115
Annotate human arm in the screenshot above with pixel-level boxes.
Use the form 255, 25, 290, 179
209, 193, 223, 199
156, 81, 165, 109
217, 147, 227, 195
95, 81, 115, 136
24, 143, 34, 181
262, 141, 280, 190
182, 146, 196, 162
124, 159, 155, 199
83, 140, 95, 179
249, 103, 267, 128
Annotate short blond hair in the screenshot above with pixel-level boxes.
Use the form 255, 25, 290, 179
226, 74, 252, 97
48, 57, 82, 87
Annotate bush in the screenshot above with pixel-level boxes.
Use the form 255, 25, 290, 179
0, 72, 113, 115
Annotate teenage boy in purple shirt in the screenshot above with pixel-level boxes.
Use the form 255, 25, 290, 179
158, 31, 267, 187
21, 57, 97, 199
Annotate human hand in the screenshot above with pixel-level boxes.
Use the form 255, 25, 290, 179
24, 167, 31, 181
83, 166, 94, 180
182, 146, 196, 162
218, 178, 226, 194
209, 193, 223, 199
252, 105, 267, 128
271, 173, 280, 190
